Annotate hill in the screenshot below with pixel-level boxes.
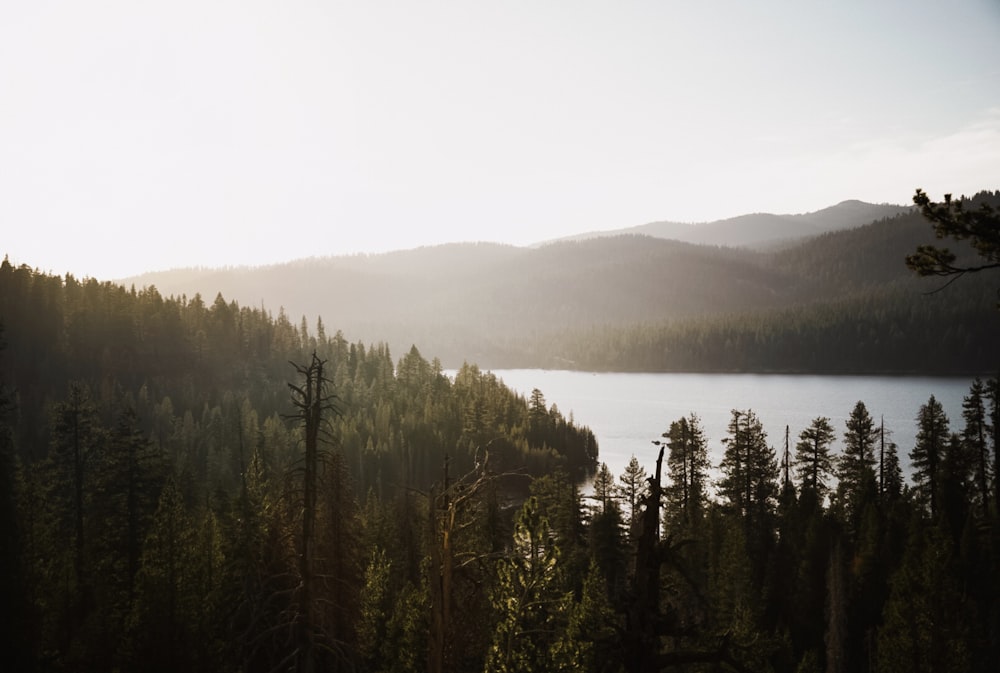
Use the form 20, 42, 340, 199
120, 194, 998, 372
538, 199, 912, 249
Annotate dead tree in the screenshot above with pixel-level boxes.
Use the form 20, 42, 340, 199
624, 445, 755, 673
427, 447, 512, 673
285, 353, 338, 673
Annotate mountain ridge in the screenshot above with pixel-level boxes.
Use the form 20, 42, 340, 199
120, 204, 976, 368
535, 199, 912, 249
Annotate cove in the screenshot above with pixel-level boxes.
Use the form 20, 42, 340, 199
484, 370, 975, 485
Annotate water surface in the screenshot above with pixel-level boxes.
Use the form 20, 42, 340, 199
485, 369, 975, 484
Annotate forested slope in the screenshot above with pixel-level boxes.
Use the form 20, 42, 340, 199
0, 259, 598, 671
120, 193, 998, 372
546, 276, 1000, 373
2, 258, 999, 672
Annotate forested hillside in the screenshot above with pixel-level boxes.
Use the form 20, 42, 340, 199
546, 277, 1000, 373
122, 192, 999, 372
0, 260, 596, 671
3, 257, 1000, 672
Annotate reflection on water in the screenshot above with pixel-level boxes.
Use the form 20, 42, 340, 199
477, 369, 974, 488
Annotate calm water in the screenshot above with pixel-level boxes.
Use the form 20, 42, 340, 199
483, 370, 976, 485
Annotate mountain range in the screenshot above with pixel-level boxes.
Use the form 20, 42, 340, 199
537, 199, 913, 249
121, 197, 995, 370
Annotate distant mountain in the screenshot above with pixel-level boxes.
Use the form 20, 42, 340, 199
541, 200, 912, 249
122, 197, 990, 369
124, 237, 795, 366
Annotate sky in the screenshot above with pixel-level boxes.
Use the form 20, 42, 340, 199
3, 0, 1000, 280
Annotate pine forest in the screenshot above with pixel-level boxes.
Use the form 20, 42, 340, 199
2, 192, 1000, 673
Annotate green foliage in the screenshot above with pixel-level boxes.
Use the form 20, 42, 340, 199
795, 416, 836, 500
910, 395, 950, 518
961, 378, 991, 517
719, 409, 779, 525
878, 519, 974, 673
906, 189, 1000, 287
0, 264, 598, 672
125, 476, 202, 672
616, 454, 647, 535
485, 497, 571, 673
835, 401, 878, 527
663, 413, 710, 532
3, 259, 1000, 672
550, 560, 618, 672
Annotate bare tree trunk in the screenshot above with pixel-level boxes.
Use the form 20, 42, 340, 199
289, 355, 327, 673
625, 445, 663, 673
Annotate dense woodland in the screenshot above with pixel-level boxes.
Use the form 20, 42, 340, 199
543, 277, 1000, 373
123, 192, 1000, 371
2, 247, 1000, 672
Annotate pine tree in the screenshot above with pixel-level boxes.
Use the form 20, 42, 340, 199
880, 434, 904, 503
794, 416, 836, 502
988, 376, 1000, 517
98, 402, 162, 614
960, 378, 990, 517
835, 401, 877, 526
0, 325, 32, 671
588, 481, 626, 606
357, 549, 392, 671
718, 409, 779, 527
877, 518, 973, 673
126, 475, 198, 673
590, 462, 616, 515
616, 454, 648, 536
485, 496, 570, 673
551, 560, 618, 672
911, 395, 950, 518
48, 382, 101, 637
718, 409, 779, 600
664, 413, 710, 532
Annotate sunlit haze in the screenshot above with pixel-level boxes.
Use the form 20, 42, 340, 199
3, 0, 1000, 279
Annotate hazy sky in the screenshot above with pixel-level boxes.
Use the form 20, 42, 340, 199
3, 1, 1000, 279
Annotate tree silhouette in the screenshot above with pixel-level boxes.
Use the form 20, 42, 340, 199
905, 189, 1000, 297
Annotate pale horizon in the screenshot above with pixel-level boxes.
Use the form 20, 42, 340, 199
3, 1, 999, 279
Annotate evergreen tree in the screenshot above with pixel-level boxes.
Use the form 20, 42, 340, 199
47, 382, 101, 640
877, 518, 973, 673
794, 416, 836, 503
718, 409, 779, 598
835, 401, 877, 527
551, 560, 618, 673
905, 188, 1000, 296
911, 395, 950, 518
880, 432, 904, 504
616, 454, 648, 536
961, 378, 990, 517
382, 580, 429, 673
357, 549, 392, 672
485, 496, 570, 673
663, 413, 710, 532
988, 376, 1000, 517
590, 462, 616, 515
718, 409, 779, 528
0, 325, 32, 671
126, 475, 199, 673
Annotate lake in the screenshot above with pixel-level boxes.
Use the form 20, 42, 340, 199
482, 369, 977, 486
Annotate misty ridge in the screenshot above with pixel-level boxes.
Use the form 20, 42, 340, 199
122, 196, 998, 373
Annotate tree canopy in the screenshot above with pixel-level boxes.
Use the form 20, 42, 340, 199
905, 189, 1000, 298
